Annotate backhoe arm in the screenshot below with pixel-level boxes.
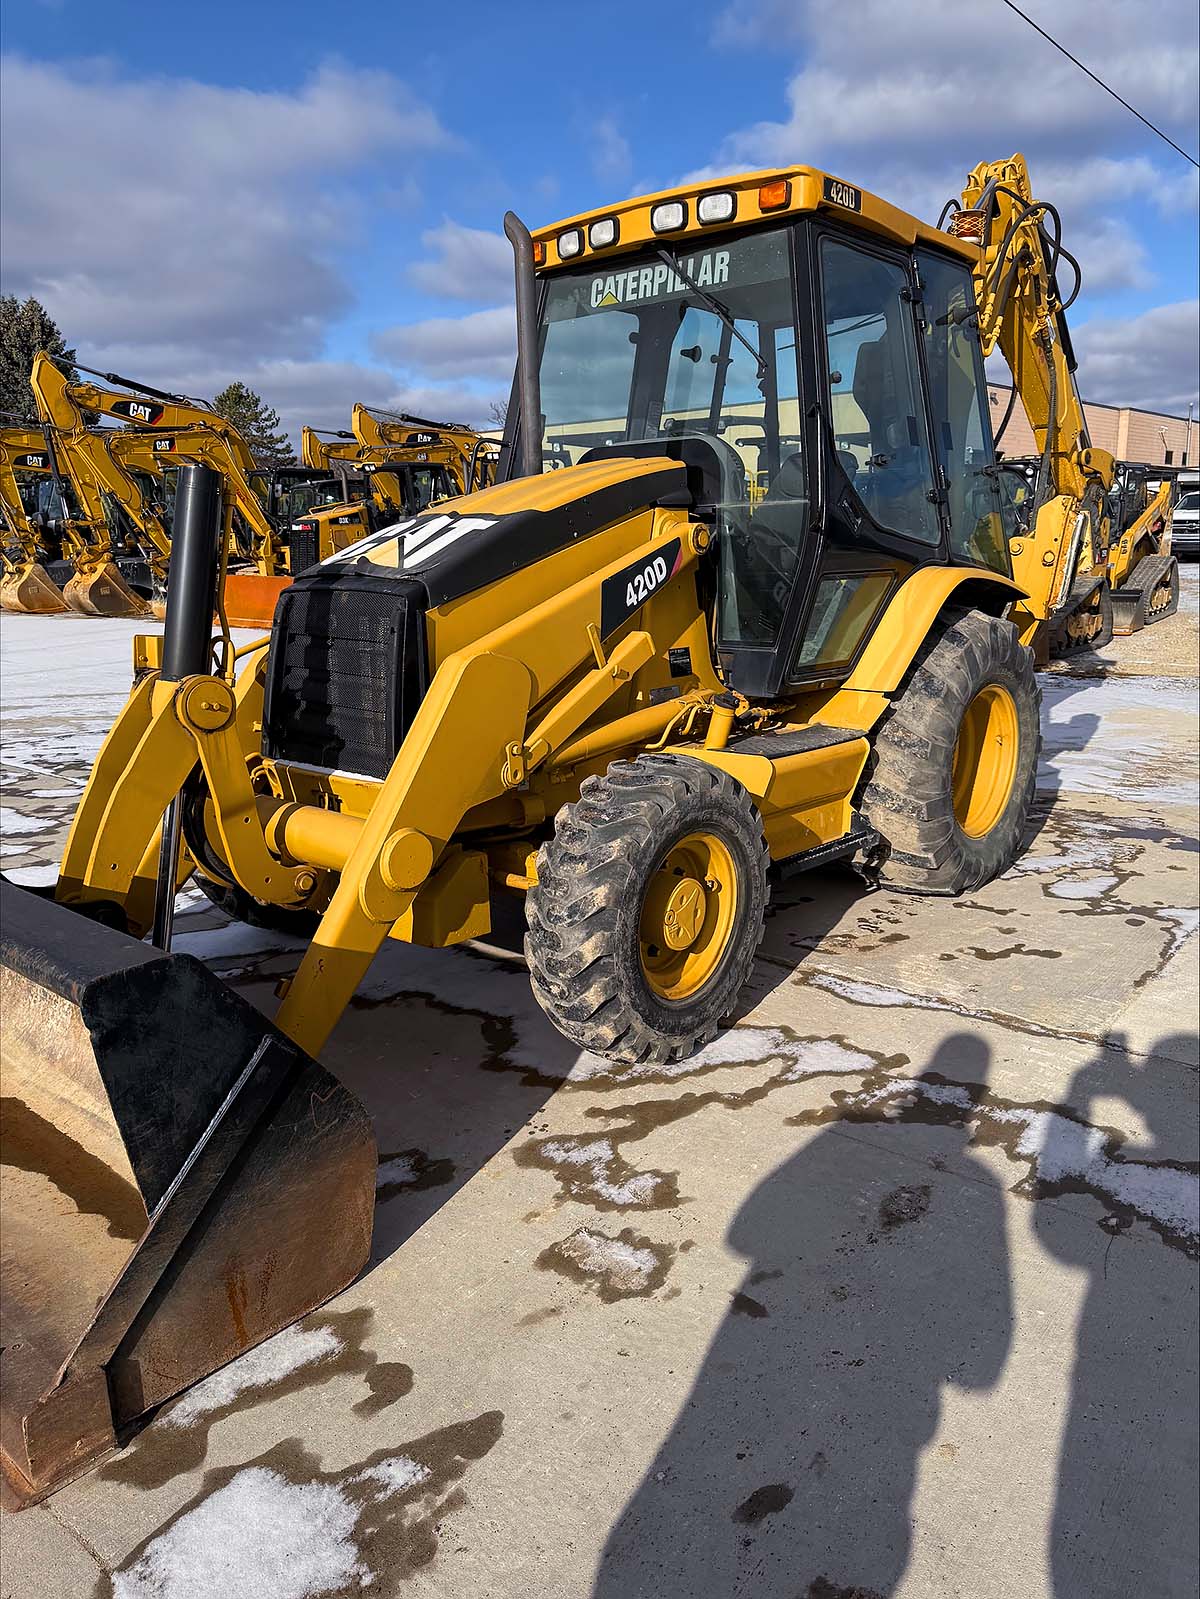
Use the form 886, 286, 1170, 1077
950, 154, 1114, 645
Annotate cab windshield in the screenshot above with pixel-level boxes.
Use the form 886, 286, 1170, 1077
537, 225, 805, 646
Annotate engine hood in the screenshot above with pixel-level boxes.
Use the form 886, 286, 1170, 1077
297, 454, 686, 609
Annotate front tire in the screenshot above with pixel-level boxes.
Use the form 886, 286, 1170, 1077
861, 608, 1041, 894
526, 754, 769, 1064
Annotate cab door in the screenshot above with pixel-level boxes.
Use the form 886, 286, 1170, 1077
785, 228, 943, 687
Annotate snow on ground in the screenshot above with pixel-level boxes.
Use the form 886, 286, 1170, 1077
112, 1466, 366, 1599
160, 1324, 344, 1430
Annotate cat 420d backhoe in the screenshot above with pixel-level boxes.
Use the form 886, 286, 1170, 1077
0, 154, 1113, 1504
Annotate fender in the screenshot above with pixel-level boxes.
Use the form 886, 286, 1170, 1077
843, 564, 1026, 694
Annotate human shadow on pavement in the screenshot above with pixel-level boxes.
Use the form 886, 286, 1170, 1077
593, 1033, 1013, 1599
1039, 1035, 1200, 1599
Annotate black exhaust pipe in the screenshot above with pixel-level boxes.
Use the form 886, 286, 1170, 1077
153, 462, 221, 949
161, 462, 221, 682
503, 210, 543, 480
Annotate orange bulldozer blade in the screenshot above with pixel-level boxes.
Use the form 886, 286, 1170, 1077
63, 561, 150, 617
0, 562, 69, 615
0, 881, 376, 1506
222, 572, 290, 630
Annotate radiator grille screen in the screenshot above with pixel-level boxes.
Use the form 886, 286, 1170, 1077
263, 579, 426, 779
287, 525, 318, 575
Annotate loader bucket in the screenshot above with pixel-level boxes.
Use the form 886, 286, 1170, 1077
0, 563, 68, 615
222, 572, 290, 629
0, 881, 376, 1505
63, 562, 150, 617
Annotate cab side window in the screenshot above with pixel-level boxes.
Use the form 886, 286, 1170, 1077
820, 238, 940, 545
919, 251, 1012, 574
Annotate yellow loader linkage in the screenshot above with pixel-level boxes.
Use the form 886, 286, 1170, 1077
1, 154, 1109, 1502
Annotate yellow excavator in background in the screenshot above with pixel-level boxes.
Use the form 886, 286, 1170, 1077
0, 413, 153, 615
0, 421, 69, 612
296, 406, 500, 560
0, 154, 1133, 1503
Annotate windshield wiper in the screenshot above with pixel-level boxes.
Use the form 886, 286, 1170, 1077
655, 248, 768, 383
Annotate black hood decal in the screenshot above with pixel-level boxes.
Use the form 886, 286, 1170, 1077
308, 463, 686, 608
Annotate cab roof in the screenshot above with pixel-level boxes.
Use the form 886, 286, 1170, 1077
532, 165, 975, 271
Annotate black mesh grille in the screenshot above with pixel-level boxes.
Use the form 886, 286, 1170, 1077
287, 525, 318, 575
263, 577, 427, 779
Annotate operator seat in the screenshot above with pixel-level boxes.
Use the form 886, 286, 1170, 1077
746, 452, 807, 550
579, 433, 748, 518
851, 336, 928, 533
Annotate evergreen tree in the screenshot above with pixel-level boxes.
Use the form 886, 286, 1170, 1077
212, 381, 295, 468
0, 296, 78, 420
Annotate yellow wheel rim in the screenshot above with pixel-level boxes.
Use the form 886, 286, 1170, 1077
639, 831, 739, 1001
951, 684, 1020, 838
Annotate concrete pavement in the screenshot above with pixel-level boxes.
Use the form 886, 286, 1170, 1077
1, 578, 1196, 1599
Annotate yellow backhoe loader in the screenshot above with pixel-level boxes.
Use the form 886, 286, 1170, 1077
1, 154, 1109, 1503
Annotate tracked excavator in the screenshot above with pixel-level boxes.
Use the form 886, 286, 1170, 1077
19, 359, 354, 623
1105, 463, 1179, 634
0, 154, 1118, 1503
0, 413, 152, 616
295, 406, 500, 561
0, 421, 70, 612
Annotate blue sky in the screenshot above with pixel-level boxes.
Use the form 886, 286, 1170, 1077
2, 0, 1196, 436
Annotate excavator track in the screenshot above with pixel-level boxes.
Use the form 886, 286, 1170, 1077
1112, 553, 1180, 635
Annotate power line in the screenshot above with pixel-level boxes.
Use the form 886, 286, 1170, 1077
1002, 0, 1199, 169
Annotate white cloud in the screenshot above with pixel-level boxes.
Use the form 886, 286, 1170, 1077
591, 116, 633, 186
408, 220, 512, 302
0, 55, 451, 362
372, 305, 516, 382
699, 0, 1197, 301
1073, 301, 1200, 414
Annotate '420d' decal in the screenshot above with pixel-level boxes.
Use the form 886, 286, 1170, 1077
599, 539, 683, 639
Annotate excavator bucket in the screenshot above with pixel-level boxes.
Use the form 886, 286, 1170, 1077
0, 563, 68, 615
62, 561, 150, 618
0, 881, 376, 1505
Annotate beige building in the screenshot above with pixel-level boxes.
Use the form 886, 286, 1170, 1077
987, 384, 1195, 468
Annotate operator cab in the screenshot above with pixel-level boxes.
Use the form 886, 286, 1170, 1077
527, 209, 1011, 697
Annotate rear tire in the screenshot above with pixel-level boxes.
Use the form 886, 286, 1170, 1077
526, 754, 769, 1064
861, 608, 1040, 894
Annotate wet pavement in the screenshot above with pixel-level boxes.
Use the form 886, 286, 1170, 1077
1, 575, 1197, 1599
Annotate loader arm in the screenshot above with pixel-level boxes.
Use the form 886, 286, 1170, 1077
950, 155, 1114, 648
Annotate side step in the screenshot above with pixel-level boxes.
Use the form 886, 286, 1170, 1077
730, 724, 863, 758
0, 880, 376, 1504
775, 818, 879, 878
